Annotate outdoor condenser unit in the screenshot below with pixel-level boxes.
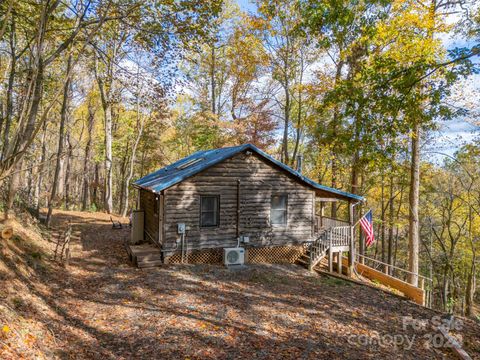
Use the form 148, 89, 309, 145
223, 247, 245, 266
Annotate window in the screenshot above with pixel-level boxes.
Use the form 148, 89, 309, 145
271, 195, 287, 225
200, 195, 219, 227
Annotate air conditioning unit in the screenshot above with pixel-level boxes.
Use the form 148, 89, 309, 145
223, 247, 245, 266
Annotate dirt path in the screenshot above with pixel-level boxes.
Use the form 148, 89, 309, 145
2, 209, 479, 359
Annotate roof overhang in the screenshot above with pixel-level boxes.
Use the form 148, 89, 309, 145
133, 143, 364, 202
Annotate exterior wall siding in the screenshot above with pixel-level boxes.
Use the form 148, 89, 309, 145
162, 151, 315, 254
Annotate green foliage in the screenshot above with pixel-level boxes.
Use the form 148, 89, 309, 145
0, 0, 478, 315
29, 252, 42, 260
11, 297, 24, 310
323, 276, 352, 287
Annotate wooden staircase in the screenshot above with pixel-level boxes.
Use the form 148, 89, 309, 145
126, 243, 163, 268
299, 226, 351, 272
296, 245, 330, 272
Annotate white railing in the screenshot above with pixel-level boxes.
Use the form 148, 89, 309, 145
315, 215, 350, 232
309, 226, 351, 270
330, 226, 351, 247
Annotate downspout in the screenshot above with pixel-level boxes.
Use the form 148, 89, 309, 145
350, 200, 363, 278
236, 179, 241, 247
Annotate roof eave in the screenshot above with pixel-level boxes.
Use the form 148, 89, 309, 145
133, 143, 364, 202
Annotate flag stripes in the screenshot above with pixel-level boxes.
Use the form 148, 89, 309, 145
359, 210, 375, 247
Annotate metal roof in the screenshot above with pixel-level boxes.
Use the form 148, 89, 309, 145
133, 143, 364, 202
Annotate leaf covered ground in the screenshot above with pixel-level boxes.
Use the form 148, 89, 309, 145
1, 210, 479, 359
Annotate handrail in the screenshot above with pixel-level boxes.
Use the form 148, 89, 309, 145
309, 226, 352, 270
319, 215, 350, 223
355, 253, 433, 284
355, 253, 434, 308
315, 215, 350, 230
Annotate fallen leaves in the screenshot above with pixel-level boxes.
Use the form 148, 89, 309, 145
2, 325, 10, 334
1, 209, 480, 359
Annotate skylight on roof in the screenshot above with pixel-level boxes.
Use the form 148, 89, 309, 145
176, 157, 204, 170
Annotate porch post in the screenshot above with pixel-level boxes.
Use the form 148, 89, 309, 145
338, 251, 342, 275
320, 201, 325, 229
348, 200, 355, 277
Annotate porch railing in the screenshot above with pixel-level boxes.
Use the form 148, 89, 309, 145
309, 226, 351, 270
315, 215, 350, 232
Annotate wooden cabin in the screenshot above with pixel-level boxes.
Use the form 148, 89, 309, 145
130, 144, 363, 267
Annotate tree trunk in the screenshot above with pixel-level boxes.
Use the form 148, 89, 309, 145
93, 163, 100, 210
331, 158, 338, 219
465, 255, 476, 317
94, 52, 114, 214
442, 265, 449, 311
292, 53, 304, 165
46, 55, 72, 227
466, 207, 476, 317
64, 134, 73, 210
408, 123, 420, 286
330, 60, 344, 218
4, 163, 21, 219
119, 149, 129, 215
1, 18, 16, 157
103, 103, 114, 213
282, 77, 290, 165
3, 57, 43, 216
380, 171, 386, 268
387, 170, 395, 275
210, 44, 216, 115
82, 102, 95, 211
33, 121, 48, 216
350, 114, 362, 196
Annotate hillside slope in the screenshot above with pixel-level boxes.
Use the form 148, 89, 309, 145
0, 210, 479, 359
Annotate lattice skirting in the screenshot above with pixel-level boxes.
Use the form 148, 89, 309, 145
246, 244, 307, 264
165, 244, 308, 265
166, 248, 223, 264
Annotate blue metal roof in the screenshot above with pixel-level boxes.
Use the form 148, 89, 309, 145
134, 144, 364, 202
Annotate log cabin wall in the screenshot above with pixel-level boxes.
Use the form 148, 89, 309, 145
139, 188, 160, 244
162, 151, 315, 255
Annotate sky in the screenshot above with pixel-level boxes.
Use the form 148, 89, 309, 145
235, 1, 479, 163
431, 22, 480, 162
237, 0, 257, 12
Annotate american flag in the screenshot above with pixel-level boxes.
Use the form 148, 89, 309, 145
359, 210, 375, 247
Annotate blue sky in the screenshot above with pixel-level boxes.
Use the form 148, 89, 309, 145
237, 0, 257, 12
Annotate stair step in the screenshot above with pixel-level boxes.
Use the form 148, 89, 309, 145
137, 259, 163, 268
136, 253, 162, 261
297, 258, 308, 265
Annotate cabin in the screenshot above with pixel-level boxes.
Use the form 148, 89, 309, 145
128, 144, 433, 307
129, 144, 364, 269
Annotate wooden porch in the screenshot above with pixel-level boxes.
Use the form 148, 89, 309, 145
297, 222, 433, 307
297, 225, 353, 274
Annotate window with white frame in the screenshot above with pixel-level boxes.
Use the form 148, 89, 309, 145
271, 195, 287, 225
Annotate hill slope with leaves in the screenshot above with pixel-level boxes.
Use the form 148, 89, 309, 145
0, 210, 479, 359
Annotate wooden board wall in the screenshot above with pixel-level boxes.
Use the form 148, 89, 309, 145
162, 151, 315, 254
139, 189, 159, 243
